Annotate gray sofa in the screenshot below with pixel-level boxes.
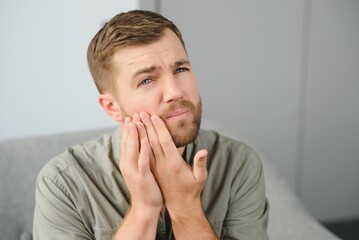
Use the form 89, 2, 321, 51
0, 127, 340, 240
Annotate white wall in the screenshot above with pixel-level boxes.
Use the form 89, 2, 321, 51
0, 0, 138, 140
154, 0, 359, 222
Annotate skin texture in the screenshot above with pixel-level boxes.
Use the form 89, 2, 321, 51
99, 29, 217, 239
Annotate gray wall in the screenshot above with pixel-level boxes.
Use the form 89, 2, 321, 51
302, 0, 359, 221
0, 0, 138, 140
140, 0, 359, 222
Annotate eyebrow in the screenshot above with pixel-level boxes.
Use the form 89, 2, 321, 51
133, 66, 157, 78
132, 59, 191, 78
172, 59, 191, 68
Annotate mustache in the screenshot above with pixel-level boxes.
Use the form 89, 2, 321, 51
159, 100, 196, 119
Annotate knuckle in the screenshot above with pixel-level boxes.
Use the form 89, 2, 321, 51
168, 161, 181, 173
149, 138, 159, 147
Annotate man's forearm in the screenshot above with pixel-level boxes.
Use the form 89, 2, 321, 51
113, 207, 160, 240
169, 205, 217, 240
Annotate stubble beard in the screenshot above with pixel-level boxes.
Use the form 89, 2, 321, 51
161, 98, 202, 148
120, 98, 202, 148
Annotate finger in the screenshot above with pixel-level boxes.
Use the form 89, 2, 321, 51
139, 112, 164, 159
135, 121, 147, 143
138, 139, 150, 175
150, 115, 177, 157
133, 112, 140, 123
125, 122, 140, 171
120, 117, 131, 167
135, 121, 156, 169
120, 117, 130, 153
193, 149, 208, 182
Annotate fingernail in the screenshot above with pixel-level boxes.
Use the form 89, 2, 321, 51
125, 117, 131, 126
151, 115, 157, 123
136, 122, 143, 129
140, 112, 147, 120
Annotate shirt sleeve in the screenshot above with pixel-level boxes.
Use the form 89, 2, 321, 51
33, 173, 93, 240
222, 153, 269, 240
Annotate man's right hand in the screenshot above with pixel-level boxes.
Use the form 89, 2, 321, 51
114, 116, 163, 239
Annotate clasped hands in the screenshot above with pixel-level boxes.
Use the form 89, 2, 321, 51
120, 112, 208, 218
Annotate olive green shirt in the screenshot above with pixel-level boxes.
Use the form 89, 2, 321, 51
33, 129, 269, 239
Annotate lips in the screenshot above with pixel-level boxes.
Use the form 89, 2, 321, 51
166, 108, 189, 119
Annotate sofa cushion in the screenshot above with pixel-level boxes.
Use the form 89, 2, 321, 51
0, 128, 114, 240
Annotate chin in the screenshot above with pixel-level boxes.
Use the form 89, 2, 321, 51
168, 119, 201, 148
162, 96, 203, 147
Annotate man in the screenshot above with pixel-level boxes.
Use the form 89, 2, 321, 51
33, 10, 269, 239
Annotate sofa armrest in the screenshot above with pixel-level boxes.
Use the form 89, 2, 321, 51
262, 156, 340, 240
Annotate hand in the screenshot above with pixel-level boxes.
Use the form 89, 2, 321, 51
139, 112, 208, 215
119, 116, 164, 217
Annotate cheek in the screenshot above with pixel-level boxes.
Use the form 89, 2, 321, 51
120, 94, 160, 116
183, 78, 199, 99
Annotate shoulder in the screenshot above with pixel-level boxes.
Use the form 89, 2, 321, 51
36, 129, 119, 182
198, 129, 267, 222
196, 129, 263, 182
196, 129, 261, 163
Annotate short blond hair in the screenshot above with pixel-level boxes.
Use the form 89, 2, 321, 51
87, 10, 186, 94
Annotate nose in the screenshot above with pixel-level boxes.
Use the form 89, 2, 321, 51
162, 75, 183, 103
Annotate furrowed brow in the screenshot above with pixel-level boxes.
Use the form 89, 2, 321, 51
133, 66, 157, 78
172, 59, 191, 68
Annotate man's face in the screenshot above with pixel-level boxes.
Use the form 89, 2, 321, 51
110, 29, 202, 147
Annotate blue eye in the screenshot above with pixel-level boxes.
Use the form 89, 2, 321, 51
176, 68, 188, 73
139, 79, 152, 86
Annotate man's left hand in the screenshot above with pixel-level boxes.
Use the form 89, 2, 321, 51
139, 112, 208, 215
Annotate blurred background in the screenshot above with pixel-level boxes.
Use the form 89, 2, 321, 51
1, 0, 358, 238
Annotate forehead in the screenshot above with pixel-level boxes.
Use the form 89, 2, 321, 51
111, 29, 188, 76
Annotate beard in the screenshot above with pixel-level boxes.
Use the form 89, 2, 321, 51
120, 97, 202, 148
159, 98, 202, 148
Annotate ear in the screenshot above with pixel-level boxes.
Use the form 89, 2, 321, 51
98, 93, 124, 122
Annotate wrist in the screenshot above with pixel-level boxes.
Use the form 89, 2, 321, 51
167, 195, 202, 212
167, 203, 217, 239
167, 200, 204, 221
129, 203, 162, 222
114, 205, 161, 240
